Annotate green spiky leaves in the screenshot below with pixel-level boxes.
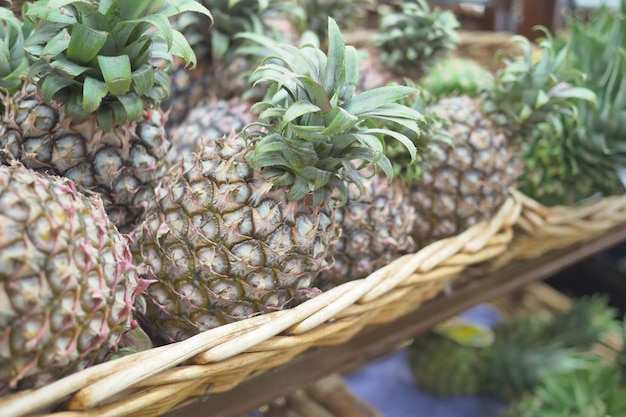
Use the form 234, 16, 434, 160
0, 7, 29, 96
374, 0, 460, 79
23, 0, 212, 130
483, 30, 596, 145
175, 0, 304, 67
243, 18, 423, 205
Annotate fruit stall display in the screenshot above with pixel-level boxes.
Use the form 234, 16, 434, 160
0, 1, 624, 416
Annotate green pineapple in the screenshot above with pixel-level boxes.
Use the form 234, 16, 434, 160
359, 0, 460, 91
163, 0, 302, 128
518, 4, 626, 205
0, 0, 210, 232
408, 332, 488, 397
392, 33, 594, 248
408, 297, 617, 400
0, 164, 142, 394
130, 18, 422, 343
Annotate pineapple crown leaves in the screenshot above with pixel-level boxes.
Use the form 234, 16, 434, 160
382, 86, 453, 183
175, 0, 304, 67
296, 0, 372, 43
22, 0, 212, 131
241, 17, 423, 206
374, 0, 460, 79
0, 7, 29, 96
482, 29, 596, 145
502, 359, 620, 417
561, 3, 626, 164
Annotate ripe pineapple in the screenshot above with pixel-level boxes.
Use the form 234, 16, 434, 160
313, 168, 417, 291
358, 0, 460, 91
131, 18, 422, 343
390, 34, 594, 248
0, 0, 211, 232
164, 0, 301, 128
518, 4, 626, 205
0, 164, 141, 394
167, 95, 256, 163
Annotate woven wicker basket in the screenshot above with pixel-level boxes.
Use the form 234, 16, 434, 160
489, 189, 626, 269
0, 195, 522, 417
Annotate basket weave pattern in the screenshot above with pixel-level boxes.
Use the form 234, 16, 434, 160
1, 195, 522, 417
490, 189, 626, 269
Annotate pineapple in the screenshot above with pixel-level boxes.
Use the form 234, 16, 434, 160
130, 18, 423, 343
358, 0, 460, 91
167, 95, 257, 163
389, 34, 594, 248
518, 4, 626, 205
313, 167, 417, 291
408, 332, 487, 397
0, 0, 211, 232
163, 0, 302, 128
0, 164, 142, 394
407, 297, 617, 400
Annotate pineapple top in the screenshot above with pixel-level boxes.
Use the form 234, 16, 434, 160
242, 17, 423, 206
563, 3, 626, 165
175, 0, 303, 68
22, 0, 211, 131
481, 31, 596, 145
297, 0, 372, 44
374, 0, 460, 79
0, 7, 28, 97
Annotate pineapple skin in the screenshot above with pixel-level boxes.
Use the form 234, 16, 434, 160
0, 164, 140, 394
168, 96, 256, 163
411, 96, 522, 248
408, 333, 486, 397
131, 133, 340, 343
314, 171, 417, 291
0, 86, 172, 233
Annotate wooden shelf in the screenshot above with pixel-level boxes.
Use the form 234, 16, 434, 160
168, 223, 626, 417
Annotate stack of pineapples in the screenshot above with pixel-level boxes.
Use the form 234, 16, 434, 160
0, 0, 623, 402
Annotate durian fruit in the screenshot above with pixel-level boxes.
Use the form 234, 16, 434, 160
0, 164, 142, 394
130, 18, 422, 343
0, 0, 210, 232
